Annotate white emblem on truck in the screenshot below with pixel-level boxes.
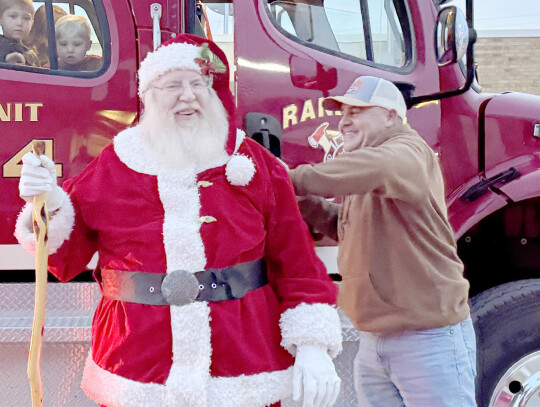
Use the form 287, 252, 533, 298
308, 122, 344, 162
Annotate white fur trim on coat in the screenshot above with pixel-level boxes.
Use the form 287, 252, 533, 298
157, 153, 213, 401
14, 190, 74, 256
138, 42, 201, 96
280, 303, 343, 358
158, 167, 206, 272
113, 127, 162, 175
207, 366, 293, 407
82, 302, 212, 407
82, 351, 294, 407
113, 126, 229, 176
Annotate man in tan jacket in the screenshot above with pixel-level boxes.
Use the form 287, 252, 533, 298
289, 76, 476, 407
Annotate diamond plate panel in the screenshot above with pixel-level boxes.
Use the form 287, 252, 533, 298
0, 283, 99, 406
0, 282, 99, 311
0, 283, 99, 343
1, 342, 98, 407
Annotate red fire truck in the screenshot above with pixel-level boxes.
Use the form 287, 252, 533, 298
1, 0, 539, 406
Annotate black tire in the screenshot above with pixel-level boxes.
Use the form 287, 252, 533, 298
471, 279, 540, 406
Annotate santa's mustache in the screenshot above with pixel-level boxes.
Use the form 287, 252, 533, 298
172, 102, 201, 116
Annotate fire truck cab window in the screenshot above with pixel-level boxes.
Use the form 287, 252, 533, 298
0, 0, 108, 76
265, 0, 411, 69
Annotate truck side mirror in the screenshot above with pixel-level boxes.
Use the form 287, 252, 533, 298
289, 55, 337, 94
436, 6, 469, 66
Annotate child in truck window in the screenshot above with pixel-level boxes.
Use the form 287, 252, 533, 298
0, 0, 39, 66
23, 4, 67, 66
55, 14, 101, 71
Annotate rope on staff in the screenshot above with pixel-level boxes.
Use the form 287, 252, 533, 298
27, 140, 49, 407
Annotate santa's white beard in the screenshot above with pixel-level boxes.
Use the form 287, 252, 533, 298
138, 89, 229, 170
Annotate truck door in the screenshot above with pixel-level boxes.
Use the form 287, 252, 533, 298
233, 0, 442, 168
0, 0, 137, 271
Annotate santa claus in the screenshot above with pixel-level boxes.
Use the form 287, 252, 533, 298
16, 34, 342, 407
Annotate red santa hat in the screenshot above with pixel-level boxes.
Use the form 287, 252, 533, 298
138, 34, 255, 185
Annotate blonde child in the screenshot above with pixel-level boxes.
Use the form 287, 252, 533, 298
55, 14, 101, 71
0, 0, 39, 65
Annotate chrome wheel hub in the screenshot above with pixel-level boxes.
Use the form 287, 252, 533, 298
490, 351, 540, 407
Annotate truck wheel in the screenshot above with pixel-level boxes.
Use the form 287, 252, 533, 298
471, 279, 540, 407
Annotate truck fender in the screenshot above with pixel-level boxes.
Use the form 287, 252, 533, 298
447, 185, 508, 240
493, 166, 540, 204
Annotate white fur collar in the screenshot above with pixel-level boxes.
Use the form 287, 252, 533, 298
114, 127, 255, 185
113, 127, 245, 175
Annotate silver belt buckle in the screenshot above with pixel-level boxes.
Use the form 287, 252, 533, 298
161, 270, 199, 306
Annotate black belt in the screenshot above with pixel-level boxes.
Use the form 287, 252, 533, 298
101, 259, 267, 306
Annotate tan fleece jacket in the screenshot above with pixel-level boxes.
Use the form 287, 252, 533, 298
290, 123, 470, 334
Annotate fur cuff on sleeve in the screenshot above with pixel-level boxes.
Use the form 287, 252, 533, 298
14, 190, 75, 256
280, 303, 342, 358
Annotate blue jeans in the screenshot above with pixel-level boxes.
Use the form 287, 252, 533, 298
353, 317, 477, 407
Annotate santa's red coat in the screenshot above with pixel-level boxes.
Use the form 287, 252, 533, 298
16, 128, 341, 407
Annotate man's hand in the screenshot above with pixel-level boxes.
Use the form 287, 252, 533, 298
292, 344, 341, 407
19, 152, 64, 212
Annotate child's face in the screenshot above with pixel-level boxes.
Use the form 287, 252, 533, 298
56, 34, 91, 65
0, 6, 33, 41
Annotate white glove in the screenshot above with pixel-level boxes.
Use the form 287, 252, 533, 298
292, 345, 341, 407
19, 152, 64, 212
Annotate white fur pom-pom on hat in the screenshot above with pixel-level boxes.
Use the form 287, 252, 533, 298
226, 154, 256, 186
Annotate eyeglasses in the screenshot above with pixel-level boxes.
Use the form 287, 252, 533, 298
152, 80, 209, 95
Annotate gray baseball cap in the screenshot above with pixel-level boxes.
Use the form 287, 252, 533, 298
323, 76, 407, 119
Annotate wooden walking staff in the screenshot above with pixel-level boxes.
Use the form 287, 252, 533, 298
28, 140, 49, 407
